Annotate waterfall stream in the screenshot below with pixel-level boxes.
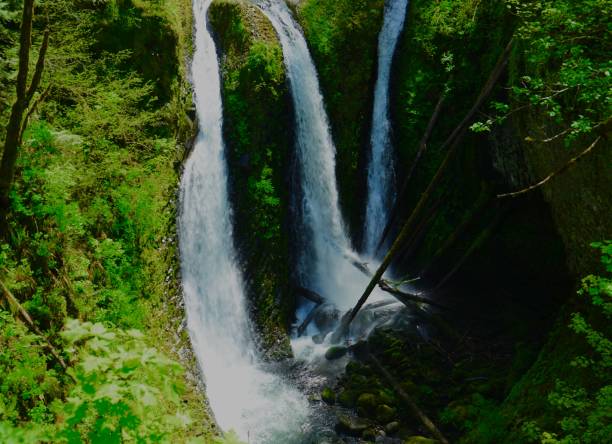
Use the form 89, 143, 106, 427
180, 0, 404, 441
363, 0, 409, 256
179, 0, 309, 441
257, 0, 389, 316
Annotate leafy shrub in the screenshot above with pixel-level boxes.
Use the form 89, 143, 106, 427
55, 320, 200, 443
521, 242, 612, 443
0, 311, 60, 424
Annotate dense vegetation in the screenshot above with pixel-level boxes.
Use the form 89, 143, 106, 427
0, 0, 609, 442
293, 0, 610, 442
208, 0, 295, 358
0, 0, 227, 441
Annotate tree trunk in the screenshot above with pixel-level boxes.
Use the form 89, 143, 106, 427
420, 190, 493, 277
335, 38, 514, 336
365, 351, 450, 444
0, 279, 69, 371
0, 1, 49, 231
376, 88, 447, 254
430, 210, 502, 293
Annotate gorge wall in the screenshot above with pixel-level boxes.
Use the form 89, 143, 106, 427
206, 0, 610, 442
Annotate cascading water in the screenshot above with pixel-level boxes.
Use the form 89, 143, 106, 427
257, 0, 392, 325
178, 0, 309, 441
363, 0, 409, 256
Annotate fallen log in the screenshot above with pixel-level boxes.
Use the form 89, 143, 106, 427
376, 87, 448, 254
338, 37, 515, 336
431, 210, 502, 294
365, 351, 450, 444
379, 280, 450, 311
394, 195, 444, 265
295, 286, 325, 305
420, 189, 493, 277
347, 258, 373, 277
297, 304, 319, 337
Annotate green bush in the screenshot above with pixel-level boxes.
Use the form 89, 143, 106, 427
521, 242, 612, 443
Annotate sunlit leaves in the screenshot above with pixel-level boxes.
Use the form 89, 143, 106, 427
475, 0, 611, 144
522, 243, 612, 443
57, 320, 196, 443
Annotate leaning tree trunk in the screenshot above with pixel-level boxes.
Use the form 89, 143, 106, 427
376, 86, 447, 254
333, 38, 515, 338
0, 0, 48, 232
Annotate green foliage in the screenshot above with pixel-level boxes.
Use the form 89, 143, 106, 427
209, 0, 294, 356
412, 0, 488, 55
0, 0, 213, 439
55, 320, 200, 443
0, 311, 60, 425
0, 421, 46, 444
441, 394, 506, 443
521, 242, 612, 443
0, 318, 209, 443
298, 0, 384, 229
474, 0, 611, 142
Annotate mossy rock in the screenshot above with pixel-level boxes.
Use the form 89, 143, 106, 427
335, 414, 370, 437
385, 421, 400, 435
362, 427, 378, 441
338, 389, 358, 408
356, 393, 378, 418
376, 404, 396, 423
321, 387, 335, 405
325, 345, 348, 360
404, 437, 439, 444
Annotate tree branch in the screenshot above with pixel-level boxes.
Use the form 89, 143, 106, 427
334, 38, 515, 338
498, 136, 602, 198
0, 278, 69, 371
376, 87, 447, 253
365, 351, 450, 444
24, 29, 50, 110
20, 84, 52, 144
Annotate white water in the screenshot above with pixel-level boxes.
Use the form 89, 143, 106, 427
363, 0, 409, 256
178, 0, 308, 441
257, 0, 387, 336
257, 0, 389, 315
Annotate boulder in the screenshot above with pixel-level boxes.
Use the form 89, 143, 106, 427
335, 414, 370, 437
385, 421, 400, 435
338, 389, 358, 407
313, 303, 341, 334
321, 387, 336, 405
356, 393, 378, 417
376, 404, 396, 423
325, 345, 348, 360
312, 333, 325, 344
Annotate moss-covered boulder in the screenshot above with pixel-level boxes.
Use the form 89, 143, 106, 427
335, 414, 370, 437
325, 345, 348, 360
321, 387, 336, 405
356, 392, 378, 418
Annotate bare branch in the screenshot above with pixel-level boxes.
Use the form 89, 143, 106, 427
498, 136, 602, 198
20, 84, 52, 144
24, 29, 50, 110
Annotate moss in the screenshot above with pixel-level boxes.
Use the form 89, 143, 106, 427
209, 0, 294, 355
321, 387, 336, 405
296, 0, 384, 238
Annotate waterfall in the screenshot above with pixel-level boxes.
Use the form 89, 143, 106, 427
178, 0, 308, 442
257, 0, 388, 314
363, 0, 409, 256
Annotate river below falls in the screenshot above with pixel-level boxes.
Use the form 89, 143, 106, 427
179, 0, 411, 442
